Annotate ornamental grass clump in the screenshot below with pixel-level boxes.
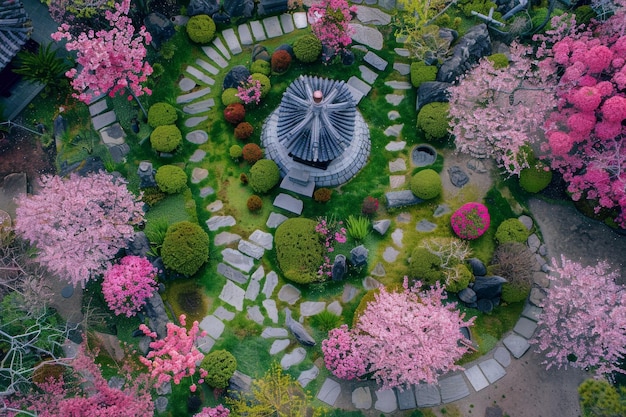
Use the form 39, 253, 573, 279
450, 202, 490, 240
346, 215, 370, 241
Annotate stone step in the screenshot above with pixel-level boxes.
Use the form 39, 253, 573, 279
184, 115, 208, 128
221, 28, 242, 55
280, 13, 295, 33
212, 36, 231, 60
183, 98, 215, 115
89, 99, 108, 117
263, 16, 283, 38
250, 20, 267, 41
92, 110, 117, 130
394, 62, 411, 76
195, 59, 219, 75
385, 80, 412, 90
293, 11, 308, 29
238, 23, 253, 45
317, 378, 342, 406
177, 87, 212, 104
184, 66, 215, 86
438, 374, 470, 403
202, 46, 229, 68
364, 50, 388, 71
273, 193, 303, 215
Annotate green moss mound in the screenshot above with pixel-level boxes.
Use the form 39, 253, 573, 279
229, 144, 242, 159
275, 218, 324, 284
186, 15, 216, 44
155, 165, 188, 194
495, 218, 530, 244
445, 264, 473, 293
417, 102, 450, 141
148, 102, 178, 127
161, 221, 209, 276
408, 247, 444, 285
150, 125, 182, 153
201, 350, 237, 389
410, 169, 442, 200
294, 35, 322, 63
501, 283, 530, 303
250, 59, 271, 76
251, 73, 271, 98
249, 159, 280, 194
487, 53, 509, 69
410, 62, 437, 88
519, 163, 553, 193
222, 88, 243, 106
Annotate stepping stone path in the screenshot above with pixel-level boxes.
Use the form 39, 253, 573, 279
317, 378, 342, 406
281, 347, 306, 369
277, 284, 301, 305
385, 140, 406, 151
207, 215, 236, 231
298, 366, 319, 388
273, 193, 303, 215
389, 158, 407, 173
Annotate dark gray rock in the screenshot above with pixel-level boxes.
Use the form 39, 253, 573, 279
332, 254, 347, 281
458, 287, 477, 304
187, 0, 219, 16
212, 12, 231, 25
373, 219, 391, 235
223, 65, 251, 90
350, 245, 369, 267
137, 161, 157, 188
437, 24, 492, 83
477, 298, 494, 313
416, 82, 451, 111
448, 166, 469, 188
127, 232, 150, 257
385, 190, 423, 209
275, 44, 295, 58
285, 308, 316, 346
439, 27, 459, 47
155, 397, 168, 413
467, 258, 487, 276
223, 0, 254, 18
53, 114, 67, 140
322, 44, 336, 64
144, 12, 175, 49
342, 49, 355, 65
473, 276, 507, 300
229, 370, 253, 393
252, 44, 270, 62
150, 257, 167, 280
143, 291, 169, 339
258, 0, 288, 16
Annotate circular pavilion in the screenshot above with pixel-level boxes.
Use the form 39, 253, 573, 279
261, 75, 370, 189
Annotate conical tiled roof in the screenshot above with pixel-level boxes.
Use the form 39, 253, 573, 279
0, 0, 32, 72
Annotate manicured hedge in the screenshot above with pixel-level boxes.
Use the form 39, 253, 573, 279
251, 73, 271, 98
410, 61, 437, 88
221, 88, 243, 106
408, 247, 444, 285
155, 165, 188, 194
161, 221, 209, 276
148, 102, 178, 127
410, 169, 442, 200
250, 59, 271, 76
235, 122, 254, 140
200, 350, 237, 389
224, 103, 246, 125
242, 143, 263, 164
249, 159, 280, 194
150, 125, 182, 153
294, 35, 322, 63
313, 188, 332, 203
186, 15, 216, 44
451, 202, 490, 240
495, 218, 530, 244
229, 144, 242, 159
275, 218, 325, 284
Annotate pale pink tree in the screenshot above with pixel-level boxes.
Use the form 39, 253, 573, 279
51, 0, 153, 105
102, 255, 158, 317
533, 255, 626, 376
308, 0, 356, 53
14, 171, 145, 288
448, 42, 558, 176
321, 324, 367, 380
194, 405, 231, 417
139, 314, 208, 392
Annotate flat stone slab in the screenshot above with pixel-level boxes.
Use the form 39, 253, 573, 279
245, 279, 260, 301
214, 306, 235, 321
214, 231, 241, 246
262, 271, 279, 298
189, 149, 206, 163
352, 386, 372, 409
238, 240, 265, 260
370, 262, 386, 277
270, 339, 290, 355
89, 99, 108, 116
384, 124, 403, 137
278, 284, 301, 305
479, 359, 507, 383
389, 158, 407, 172
262, 299, 279, 323
212, 37, 230, 59
345, 83, 365, 104
521, 304, 543, 322
247, 305, 265, 325
394, 62, 411, 75
464, 365, 489, 392
396, 386, 417, 410
185, 66, 215, 85
281, 347, 306, 369
184, 116, 208, 128
394, 47, 410, 57
217, 263, 248, 285
298, 365, 319, 388
199, 186, 215, 197
374, 389, 397, 413
293, 12, 308, 29
219, 280, 245, 311
351, 23, 384, 50
263, 16, 283, 38
250, 20, 267, 41
494, 346, 512, 367
183, 98, 215, 115
503, 333, 531, 358
280, 13, 295, 33
177, 87, 212, 104
92, 110, 116, 130
385, 140, 406, 151
389, 175, 406, 189
196, 335, 215, 353
373, 219, 391, 235
249, 229, 273, 250
207, 200, 223, 212
363, 276, 382, 290
347, 76, 372, 97
386, 93, 404, 105
237, 24, 253, 45
388, 110, 401, 120
415, 384, 441, 407
99, 123, 125, 146
359, 65, 379, 85
261, 327, 289, 338
195, 59, 219, 75
317, 378, 341, 406
202, 46, 229, 68
222, 29, 242, 54
251, 265, 264, 282
191, 167, 208, 184
186, 130, 208, 144
342, 284, 358, 303
385, 80, 412, 89
514, 317, 538, 339
382, 246, 400, 262
363, 50, 388, 70
266, 212, 288, 228
327, 301, 342, 316
273, 193, 303, 215
206, 215, 236, 231
355, 5, 392, 25
199, 315, 224, 340
439, 374, 470, 403
416, 219, 437, 232
222, 248, 255, 273
391, 228, 403, 247
300, 301, 326, 317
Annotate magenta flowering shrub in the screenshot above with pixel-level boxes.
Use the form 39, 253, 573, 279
322, 324, 367, 380
102, 255, 158, 317
315, 217, 347, 277
308, 0, 357, 52
236, 76, 262, 105
450, 202, 490, 240
194, 405, 230, 417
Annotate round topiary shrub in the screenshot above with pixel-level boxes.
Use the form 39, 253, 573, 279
234, 122, 254, 140
410, 61, 438, 88
250, 59, 271, 76
161, 221, 209, 276
519, 162, 553, 193
410, 169, 442, 200
251, 73, 271, 98
247, 195, 263, 212
148, 102, 178, 127
242, 143, 263, 164
222, 88, 243, 106
271, 49, 292, 73
275, 218, 325, 284
313, 188, 332, 203
495, 218, 530, 244
408, 247, 444, 285
294, 35, 322, 63
224, 103, 246, 125
200, 350, 237, 389
249, 159, 280, 193
155, 165, 188, 194
150, 125, 182, 153
417, 102, 450, 141
186, 15, 216, 44
229, 144, 242, 160
451, 202, 490, 240
487, 53, 509, 69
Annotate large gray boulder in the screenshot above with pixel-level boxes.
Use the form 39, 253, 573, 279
285, 309, 316, 346
437, 24, 491, 83
187, 0, 220, 16
258, 0, 288, 16
385, 190, 423, 209
472, 276, 507, 300
416, 81, 452, 111
126, 231, 151, 257
223, 0, 254, 18
143, 291, 169, 339
223, 65, 251, 90
144, 12, 175, 49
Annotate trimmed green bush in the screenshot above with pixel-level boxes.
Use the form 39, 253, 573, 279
294, 35, 322, 63
251, 73, 271, 98
250, 60, 271, 76
222, 88, 243, 106
229, 144, 243, 160
201, 350, 237, 389
408, 247, 444, 285
148, 102, 178, 127
155, 165, 188, 194
487, 53, 509, 69
150, 125, 182, 153
495, 218, 530, 244
249, 159, 280, 194
501, 283, 530, 303
186, 15, 216, 44
410, 62, 437, 88
161, 221, 209, 276
275, 218, 325, 284
417, 102, 450, 141
410, 169, 442, 200
445, 264, 473, 293
519, 162, 553, 193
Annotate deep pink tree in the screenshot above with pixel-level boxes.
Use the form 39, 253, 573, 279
308, 0, 357, 53
448, 42, 557, 176
102, 255, 158, 317
139, 315, 208, 391
533, 255, 626, 376
14, 172, 145, 288
323, 278, 474, 390
51, 0, 153, 104
321, 324, 367, 380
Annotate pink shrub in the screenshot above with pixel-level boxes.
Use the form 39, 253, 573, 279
450, 203, 490, 240
102, 255, 158, 317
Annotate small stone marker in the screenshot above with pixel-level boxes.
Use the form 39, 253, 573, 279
373, 219, 391, 235
317, 378, 341, 406
391, 228, 404, 247
363, 276, 382, 290
196, 335, 215, 353
327, 301, 342, 316
416, 219, 437, 232
342, 284, 358, 303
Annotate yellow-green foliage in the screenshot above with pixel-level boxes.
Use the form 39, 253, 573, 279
578, 378, 626, 417
410, 61, 438, 88
186, 15, 216, 43
417, 102, 450, 141
250, 59, 271, 76
487, 53, 509, 69
150, 124, 182, 153
445, 264, 473, 293
275, 218, 324, 284
222, 88, 243, 105
410, 169, 442, 200
201, 350, 237, 389
495, 218, 530, 244
249, 159, 280, 194
408, 247, 444, 284
293, 35, 322, 63
147, 102, 178, 127
161, 221, 209, 276
519, 162, 552, 193
501, 283, 530, 303
251, 73, 271, 98
155, 165, 188, 194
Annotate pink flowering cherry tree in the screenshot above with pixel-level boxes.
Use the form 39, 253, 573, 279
102, 255, 158, 317
51, 0, 153, 105
14, 172, 145, 288
533, 255, 626, 376
194, 405, 231, 417
308, 0, 357, 53
236, 76, 262, 105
